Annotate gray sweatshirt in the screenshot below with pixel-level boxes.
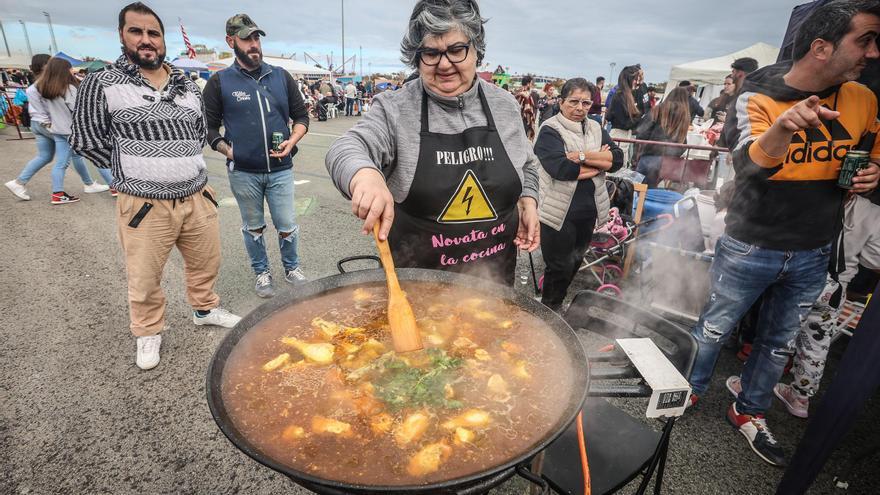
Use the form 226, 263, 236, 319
840, 195, 880, 285
325, 77, 539, 203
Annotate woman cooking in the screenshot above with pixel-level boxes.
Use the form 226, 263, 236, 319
535, 78, 623, 311
326, 0, 540, 285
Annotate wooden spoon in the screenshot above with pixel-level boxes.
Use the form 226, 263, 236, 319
373, 224, 424, 353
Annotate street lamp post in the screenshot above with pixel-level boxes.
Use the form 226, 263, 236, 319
0, 19, 10, 57
43, 12, 58, 53
19, 20, 32, 58
341, 0, 345, 75
609, 62, 616, 85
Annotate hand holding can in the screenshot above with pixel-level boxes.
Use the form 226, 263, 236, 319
271, 132, 284, 153
838, 150, 869, 189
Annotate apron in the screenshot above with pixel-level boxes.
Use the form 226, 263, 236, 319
388, 85, 522, 285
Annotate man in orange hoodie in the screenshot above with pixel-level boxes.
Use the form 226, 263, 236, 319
687, 0, 880, 467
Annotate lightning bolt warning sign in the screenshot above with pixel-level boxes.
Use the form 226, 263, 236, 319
437, 170, 498, 224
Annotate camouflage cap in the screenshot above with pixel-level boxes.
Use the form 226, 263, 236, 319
225, 14, 266, 39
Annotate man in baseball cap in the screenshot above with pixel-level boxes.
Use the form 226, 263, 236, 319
202, 14, 311, 297
226, 13, 266, 38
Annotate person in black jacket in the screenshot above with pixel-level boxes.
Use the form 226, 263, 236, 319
634, 87, 691, 187
678, 80, 705, 119
606, 65, 642, 166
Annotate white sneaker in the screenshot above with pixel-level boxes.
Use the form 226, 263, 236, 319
284, 266, 307, 284
193, 307, 242, 328
136, 335, 162, 370
83, 182, 110, 194
5, 180, 30, 200
255, 271, 275, 298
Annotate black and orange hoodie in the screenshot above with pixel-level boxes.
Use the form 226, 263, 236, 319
723, 61, 880, 250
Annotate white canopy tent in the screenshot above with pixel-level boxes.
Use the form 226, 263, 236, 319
0, 53, 35, 70
666, 42, 779, 108
213, 56, 330, 78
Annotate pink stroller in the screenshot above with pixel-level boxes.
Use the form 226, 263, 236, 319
532, 209, 674, 297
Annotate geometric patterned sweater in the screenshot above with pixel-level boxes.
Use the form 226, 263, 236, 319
69, 55, 208, 199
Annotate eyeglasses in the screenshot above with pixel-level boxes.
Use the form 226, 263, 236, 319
418, 42, 471, 66
565, 99, 593, 108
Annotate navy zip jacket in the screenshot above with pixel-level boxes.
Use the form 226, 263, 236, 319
204, 60, 309, 173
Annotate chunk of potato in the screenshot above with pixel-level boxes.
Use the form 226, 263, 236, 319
453, 337, 477, 349
339, 342, 362, 355
311, 416, 353, 437
407, 441, 453, 476
281, 425, 306, 441
444, 383, 455, 399
487, 374, 509, 396
353, 287, 373, 302
498, 320, 515, 330
282, 337, 335, 364
454, 427, 475, 445
474, 349, 491, 361
394, 411, 431, 447
262, 353, 290, 372
512, 360, 532, 379
442, 409, 491, 430
312, 318, 341, 339
370, 413, 394, 435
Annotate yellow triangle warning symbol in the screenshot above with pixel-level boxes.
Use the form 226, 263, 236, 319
437, 170, 498, 224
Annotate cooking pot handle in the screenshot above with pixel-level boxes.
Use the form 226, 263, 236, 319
337, 255, 381, 274
515, 462, 554, 495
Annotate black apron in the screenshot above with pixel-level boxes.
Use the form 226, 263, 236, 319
388, 86, 521, 285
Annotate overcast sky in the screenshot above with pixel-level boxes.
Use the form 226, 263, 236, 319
2, 0, 804, 81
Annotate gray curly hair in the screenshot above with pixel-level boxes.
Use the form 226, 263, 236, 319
400, 0, 487, 69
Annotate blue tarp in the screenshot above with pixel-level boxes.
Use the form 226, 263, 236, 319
53, 51, 82, 66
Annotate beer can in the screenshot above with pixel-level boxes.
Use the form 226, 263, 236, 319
271, 132, 284, 152
838, 150, 869, 189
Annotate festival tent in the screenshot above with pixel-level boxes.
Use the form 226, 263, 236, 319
171, 57, 208, 70
54, 51, 83, 66
76, 60, 111, 73
0, 53, 32, 69
665, 42, 779, 107
212, 56, 330, 78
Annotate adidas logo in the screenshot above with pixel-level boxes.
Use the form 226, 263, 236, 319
786, 110, 854, 164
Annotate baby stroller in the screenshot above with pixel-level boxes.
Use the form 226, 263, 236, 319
531, 210, 675, 298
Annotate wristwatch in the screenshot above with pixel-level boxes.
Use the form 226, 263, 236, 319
578, 151, 586, 163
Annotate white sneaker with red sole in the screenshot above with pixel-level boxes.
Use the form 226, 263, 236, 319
726, 403, 787, 467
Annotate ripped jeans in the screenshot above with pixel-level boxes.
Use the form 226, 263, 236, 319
689, 234, 829, 415
227, 168, 300, 275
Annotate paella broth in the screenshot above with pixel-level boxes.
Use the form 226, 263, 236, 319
221, 282, 575, 485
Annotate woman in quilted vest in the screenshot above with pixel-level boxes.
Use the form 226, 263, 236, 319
534, 78, 624, 311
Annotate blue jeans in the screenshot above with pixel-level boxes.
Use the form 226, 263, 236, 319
17, 125, 97, 189
227, 168, 300, 274
689, 234, 829, 415
635, 155, 662, 188
345, 98, 355, 116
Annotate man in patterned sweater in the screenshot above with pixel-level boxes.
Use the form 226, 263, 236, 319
70, 2, 241, 371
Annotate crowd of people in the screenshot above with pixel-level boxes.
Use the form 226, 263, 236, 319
2, 0, 879, 492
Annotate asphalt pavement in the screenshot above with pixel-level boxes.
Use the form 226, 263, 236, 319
1, 117, 877, 494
